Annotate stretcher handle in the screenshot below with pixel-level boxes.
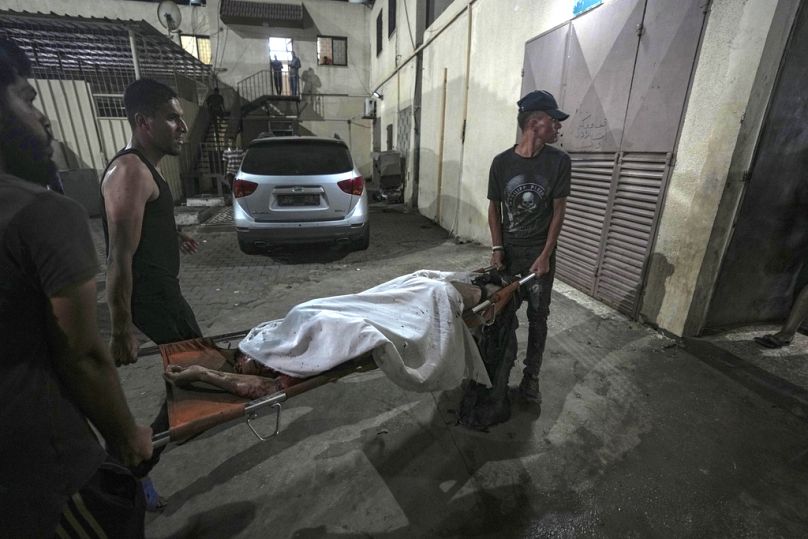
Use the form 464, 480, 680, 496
470, 272, 536, 315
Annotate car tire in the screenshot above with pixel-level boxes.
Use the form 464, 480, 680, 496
238, 237, 260, 255
353, 223, 370, 251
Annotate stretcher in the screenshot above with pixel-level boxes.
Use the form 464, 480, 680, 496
151, 268, 536, 448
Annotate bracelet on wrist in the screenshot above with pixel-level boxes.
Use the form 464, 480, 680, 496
492, 245, 505, 252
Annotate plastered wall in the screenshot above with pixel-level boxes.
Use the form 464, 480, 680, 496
205, 0, 368, 91
642, 0, 783, 336
370, 0, 571, 243
204, 0, 371, 173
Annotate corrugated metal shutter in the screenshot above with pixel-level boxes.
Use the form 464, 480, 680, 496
594, 153, 669, 315
521, 0, 705, 317
556, 152, 617, 294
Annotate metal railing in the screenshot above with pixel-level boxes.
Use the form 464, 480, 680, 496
237, 69, 300, 103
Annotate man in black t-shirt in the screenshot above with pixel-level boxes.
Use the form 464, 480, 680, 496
487, 90, 571, 408
0, 38, 152, 537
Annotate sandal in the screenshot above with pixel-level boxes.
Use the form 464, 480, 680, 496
753, 334, 792, 349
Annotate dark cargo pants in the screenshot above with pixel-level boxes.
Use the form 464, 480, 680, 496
505, 244, 556, 379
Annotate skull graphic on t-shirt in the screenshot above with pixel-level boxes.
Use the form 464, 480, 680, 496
504, 174, 547, 236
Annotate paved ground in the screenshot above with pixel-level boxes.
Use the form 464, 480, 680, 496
91, 205, 808, 538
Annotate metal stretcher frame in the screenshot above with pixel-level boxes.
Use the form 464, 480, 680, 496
151, 268, 535, 448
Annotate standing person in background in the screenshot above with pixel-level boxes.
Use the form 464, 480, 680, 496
205, 87, 225, 120
100, 78, 203, 510
289, 50, 302, 97
0, 37, 152, 538
222, 136, 245, 196
755, 267, 808, 349
487, 90, 570, 411
270, 54, 283, 95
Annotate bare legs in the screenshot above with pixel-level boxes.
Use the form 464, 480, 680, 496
775, 285, 808, 342
755, 285, 808, 348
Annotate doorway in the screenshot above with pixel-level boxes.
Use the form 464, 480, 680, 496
705, 1, 808, 331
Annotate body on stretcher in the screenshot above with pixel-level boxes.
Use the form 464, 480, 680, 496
153, 268, 534, 448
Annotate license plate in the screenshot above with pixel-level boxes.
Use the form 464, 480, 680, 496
278, 194, 319, 206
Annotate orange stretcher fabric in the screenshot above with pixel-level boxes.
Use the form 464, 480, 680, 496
160, 338, 248, 443
158, 339, 378, 444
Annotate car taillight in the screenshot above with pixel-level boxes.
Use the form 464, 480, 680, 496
338, 176, 364, 196
233, 179, 258, 198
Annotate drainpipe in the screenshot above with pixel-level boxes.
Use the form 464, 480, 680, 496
129, 29, 142, 80
410, 49, 423, 209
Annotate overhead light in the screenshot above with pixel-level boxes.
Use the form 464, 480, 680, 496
372, 90, 383, 100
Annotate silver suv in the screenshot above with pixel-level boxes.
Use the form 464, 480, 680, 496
233, 136, 370, 254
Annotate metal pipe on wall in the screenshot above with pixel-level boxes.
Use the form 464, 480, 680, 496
435, 67, 448, 225
129, 29, 142, 80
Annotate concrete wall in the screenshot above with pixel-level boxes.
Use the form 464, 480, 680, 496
204, 0, 370, 172
370, 0, 570, 240
641, 0, 789, 336
5, 0, 210, 36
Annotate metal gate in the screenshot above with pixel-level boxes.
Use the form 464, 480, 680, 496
521, 0, 707, 316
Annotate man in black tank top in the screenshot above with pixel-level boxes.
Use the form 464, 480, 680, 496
101, 79, 203, 508
101, 79, 202, 363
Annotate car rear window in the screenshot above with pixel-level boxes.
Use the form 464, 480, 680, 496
241, 141, 353, 175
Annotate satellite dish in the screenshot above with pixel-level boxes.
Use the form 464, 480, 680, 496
157, 0, 183, 34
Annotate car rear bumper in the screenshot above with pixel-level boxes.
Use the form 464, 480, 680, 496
233, 199, 368, 245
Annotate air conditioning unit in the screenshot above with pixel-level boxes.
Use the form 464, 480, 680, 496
363, 97, 377, 119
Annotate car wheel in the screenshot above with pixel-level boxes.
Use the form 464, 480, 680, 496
238, 237, 260, 255
353, 223, 370, 251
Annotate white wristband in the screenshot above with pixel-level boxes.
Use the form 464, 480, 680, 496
492, 245, 505, 252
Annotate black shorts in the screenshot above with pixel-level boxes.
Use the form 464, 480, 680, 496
55, 460, 145, 539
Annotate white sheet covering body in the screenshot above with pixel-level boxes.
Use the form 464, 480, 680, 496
239, 270, 491, 392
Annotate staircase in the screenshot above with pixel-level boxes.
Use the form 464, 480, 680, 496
197, 116, 230, 182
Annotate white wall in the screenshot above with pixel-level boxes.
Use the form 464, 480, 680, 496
645, 0, 783, 336
370, 0, 571, 241
204, 0, 371, 173
205, 0, 368, 93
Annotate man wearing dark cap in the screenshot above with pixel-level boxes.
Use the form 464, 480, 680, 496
487, 90, 571, 409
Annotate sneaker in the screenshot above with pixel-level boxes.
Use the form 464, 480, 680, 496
140, 476, 167, 512
519, 375, 542, 403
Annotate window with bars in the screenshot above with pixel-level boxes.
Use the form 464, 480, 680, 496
376, 11, 383, 55
95, 95, 127, 118
388, 0, 397, 37
317, 36, 347, 66
180, 35, 212, 64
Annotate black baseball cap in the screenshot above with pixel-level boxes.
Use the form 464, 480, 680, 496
517, 90, 569, 121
